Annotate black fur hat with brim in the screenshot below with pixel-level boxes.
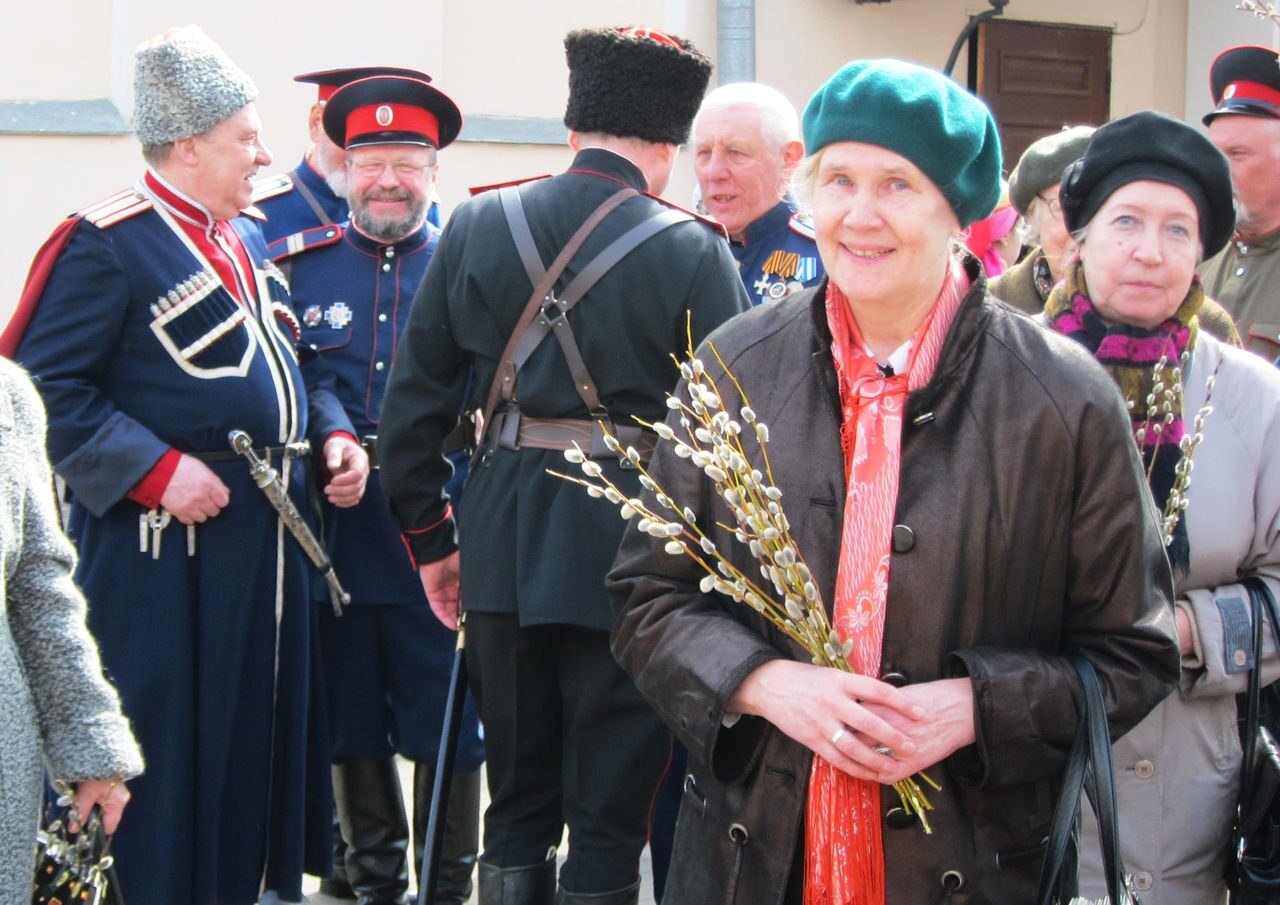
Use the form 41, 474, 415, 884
563, 27, 712, 145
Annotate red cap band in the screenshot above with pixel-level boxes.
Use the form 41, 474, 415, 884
346, 103, 439, 146
1221, 80, 1280, 108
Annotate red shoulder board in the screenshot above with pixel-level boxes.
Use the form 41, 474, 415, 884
268, 224, 345, 263
468, 174, 553, 197
79, 188, 153, 229
642, 193, 728, 239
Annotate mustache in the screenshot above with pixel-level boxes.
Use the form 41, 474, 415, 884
361, 188, 414, 203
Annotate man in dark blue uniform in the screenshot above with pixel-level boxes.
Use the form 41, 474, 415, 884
4, 26, 368, 905
283, 74, 483, 905
254, 67, 436, 253
693, 82, 824, 305
379, 26, 750, 905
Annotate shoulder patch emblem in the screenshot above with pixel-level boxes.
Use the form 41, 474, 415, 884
79, 188, 153, 228
252, 172, 295, 203
788, 209, 816, 240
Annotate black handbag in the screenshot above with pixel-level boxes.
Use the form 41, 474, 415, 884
1227, 576, 1280, 904
1036, 653, 1139, 905
32, 788, 123, 905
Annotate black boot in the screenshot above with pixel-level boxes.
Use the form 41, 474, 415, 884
554, 880, 640, 905
333, 757, 411, 905
477, 850, 557, 905
412, 762, 481, 905
319, 808, 356, 899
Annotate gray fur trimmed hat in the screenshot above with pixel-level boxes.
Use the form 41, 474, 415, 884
563, 27, 712, 145
133, 25, 257, 144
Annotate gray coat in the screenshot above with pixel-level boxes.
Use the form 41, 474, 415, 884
1079, 332, 1280, 904
0, 358, 142, 899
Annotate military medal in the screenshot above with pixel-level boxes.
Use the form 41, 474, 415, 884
324, 301, 353, 328
755, 249, 804, 302
302, 304, 323, 327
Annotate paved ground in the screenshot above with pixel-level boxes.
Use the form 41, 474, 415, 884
299, 758, 658, 904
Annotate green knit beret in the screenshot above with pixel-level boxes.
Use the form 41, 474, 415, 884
802, 59, 1003, 227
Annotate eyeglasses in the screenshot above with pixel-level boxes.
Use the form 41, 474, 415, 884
1036, 192, 1063, 219
350, 160, 434, 179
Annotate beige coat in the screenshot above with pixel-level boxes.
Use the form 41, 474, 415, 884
1079, 331, 1280, 904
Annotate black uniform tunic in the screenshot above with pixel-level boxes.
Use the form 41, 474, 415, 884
380, 148, 750, 630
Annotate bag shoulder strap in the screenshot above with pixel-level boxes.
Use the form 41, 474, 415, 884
1241, 577, 1280, 831
1036, 653, 1135, 905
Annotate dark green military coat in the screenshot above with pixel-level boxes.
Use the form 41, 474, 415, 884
379, 148, 750, 630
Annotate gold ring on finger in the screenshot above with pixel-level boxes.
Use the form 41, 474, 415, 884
831, 726, 848, 746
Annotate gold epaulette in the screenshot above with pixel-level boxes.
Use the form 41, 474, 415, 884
251, 172, 295, 203
78, 188, 153, 229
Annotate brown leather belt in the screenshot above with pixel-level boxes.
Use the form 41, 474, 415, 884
486, 411, 656, 466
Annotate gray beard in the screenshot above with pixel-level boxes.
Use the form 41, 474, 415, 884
325, 169, 349, 201
352, 196, 427, 243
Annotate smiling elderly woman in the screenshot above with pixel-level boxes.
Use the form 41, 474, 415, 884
607, 60, 1180, 905
1043, 110, 1280, 905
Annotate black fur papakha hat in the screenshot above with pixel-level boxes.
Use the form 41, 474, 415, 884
563, 27, 712, 145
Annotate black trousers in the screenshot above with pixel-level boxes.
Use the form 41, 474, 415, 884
466, 612, 670, 893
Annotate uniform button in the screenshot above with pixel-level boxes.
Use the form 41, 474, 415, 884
1235, 648, 1249, 668
1134, 759, 1155, 780
885, 807, 917, 829
384, 247, 395, 258
378, 313, 388, 323
382, 263, 392, 272
892, 524, 915, 553
882, 671, 908, 688
1133, 871, 1153, 891
1236, 267, 1247, 277
326, 229, 336, 238
375, 361, 386, 371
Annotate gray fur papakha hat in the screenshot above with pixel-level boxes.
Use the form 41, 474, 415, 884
133, 25, 257, 144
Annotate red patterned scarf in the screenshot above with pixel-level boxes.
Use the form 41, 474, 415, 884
806, 255, 970, 905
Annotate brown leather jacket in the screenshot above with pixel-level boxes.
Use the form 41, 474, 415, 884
608, 260, 1180, 905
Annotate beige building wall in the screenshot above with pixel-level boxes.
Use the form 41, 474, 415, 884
0, 0, 1233, 327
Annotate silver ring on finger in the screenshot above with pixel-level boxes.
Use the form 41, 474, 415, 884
831, 726, 848, 746
873, 744, 895, 759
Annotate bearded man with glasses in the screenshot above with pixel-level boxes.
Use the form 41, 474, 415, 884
281, 74, 484, 905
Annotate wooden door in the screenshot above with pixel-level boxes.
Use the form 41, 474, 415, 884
974, 19, 1111, 170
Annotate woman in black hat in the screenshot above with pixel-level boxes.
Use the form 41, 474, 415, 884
1045, 109, 1280, 905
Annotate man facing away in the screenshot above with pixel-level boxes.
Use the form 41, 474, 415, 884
378, 25, 750, 905
692, 82, 824, 306
5, 25, 368, 905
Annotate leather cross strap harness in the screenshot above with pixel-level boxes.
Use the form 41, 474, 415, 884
471, 184, 692, 468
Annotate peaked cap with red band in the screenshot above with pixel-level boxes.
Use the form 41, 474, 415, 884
1204, 44, 1280, 124
294, 66, 431, 103
322, 75, 462, 150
